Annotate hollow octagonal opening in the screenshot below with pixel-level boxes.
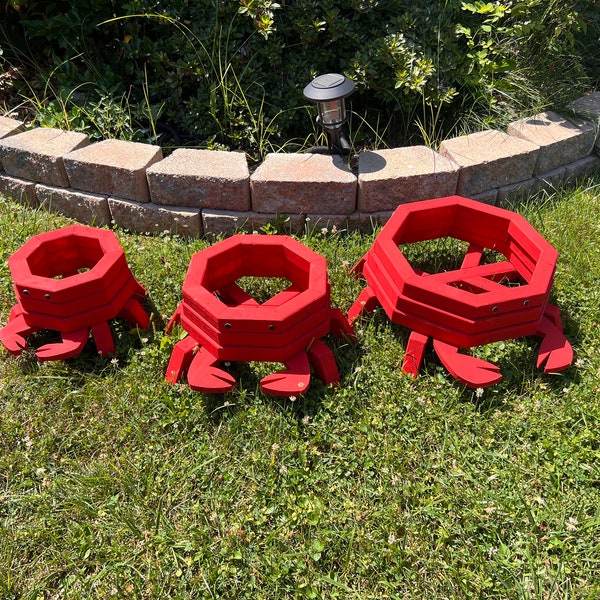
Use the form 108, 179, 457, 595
185, 235, 322, 305
25, 234, 105, 279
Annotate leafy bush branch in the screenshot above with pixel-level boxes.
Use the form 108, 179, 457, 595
1, 0, 597, 159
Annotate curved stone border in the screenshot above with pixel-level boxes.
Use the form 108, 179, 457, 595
0, 93, 599, 238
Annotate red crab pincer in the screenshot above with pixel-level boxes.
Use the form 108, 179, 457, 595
0, 225, 150, 361
165, 234, 354, 396
348, 196, 573, 388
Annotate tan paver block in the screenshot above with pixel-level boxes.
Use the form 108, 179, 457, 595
507, 111, 597, 174
0, 173, 38, 206
496, 178, 544, 206
0, 127, 90, 187
147, 148, 250, 210
201, 209, 305, 237
36, 184, 111, 227
468, 189, 498, 205
250, 153, 356, 214
0, 116, 25, 139
564, 155, 600, 181
108, 196, 201, 237
439, 130, 539, 196
357, 146, 458, 212
568, 92, 600, 146
536, 165, 568, 189
65, 139, 163, 202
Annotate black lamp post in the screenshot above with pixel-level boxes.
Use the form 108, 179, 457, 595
303, 73, 355, 155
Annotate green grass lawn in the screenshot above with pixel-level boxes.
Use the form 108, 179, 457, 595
1, 181, 599, 599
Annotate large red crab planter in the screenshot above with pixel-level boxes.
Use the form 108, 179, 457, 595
348, 196, 573, 388
165, 234, 354, 396
0, 225, 150, 361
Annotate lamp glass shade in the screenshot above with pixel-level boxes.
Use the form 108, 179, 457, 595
318, 99, 346, 128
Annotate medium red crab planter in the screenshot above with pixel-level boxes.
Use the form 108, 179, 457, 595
0, 225, 150, 361
165, 234, 354, 396
348, 196, 573, 388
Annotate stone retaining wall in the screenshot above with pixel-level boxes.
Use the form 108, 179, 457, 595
1, 93, 599, 238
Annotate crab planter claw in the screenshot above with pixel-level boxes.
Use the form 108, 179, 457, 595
348, 196, 573, 388
0, 225, 150, 361
165, 234, 354, 396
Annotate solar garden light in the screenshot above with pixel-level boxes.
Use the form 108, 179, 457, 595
303, 73, 355, 155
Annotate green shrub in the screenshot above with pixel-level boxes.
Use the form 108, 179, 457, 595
1, 0, 596, 159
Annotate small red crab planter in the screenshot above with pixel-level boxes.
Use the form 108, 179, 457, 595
165, 234, 354, 396
348, 196, 573, 388
0, 225, 150, 361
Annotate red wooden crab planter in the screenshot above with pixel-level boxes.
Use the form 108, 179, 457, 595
348, 196, 573, 388
165, 234, 353, 396
0, 225, 150, 360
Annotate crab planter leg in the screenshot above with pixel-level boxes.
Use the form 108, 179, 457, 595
186, 346, 236, 394
260, 351, 311, 397
330, 308, 356, 342
91, 321, 115, 357
347, 287, 380, 324
536, 304, 573, 373
402, 331, 429, 378
118, 297, 151, 330
165, 303, 182, 333
0, 307, 35, 355
308, 339, 340, 387
165, 335, 198, 385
